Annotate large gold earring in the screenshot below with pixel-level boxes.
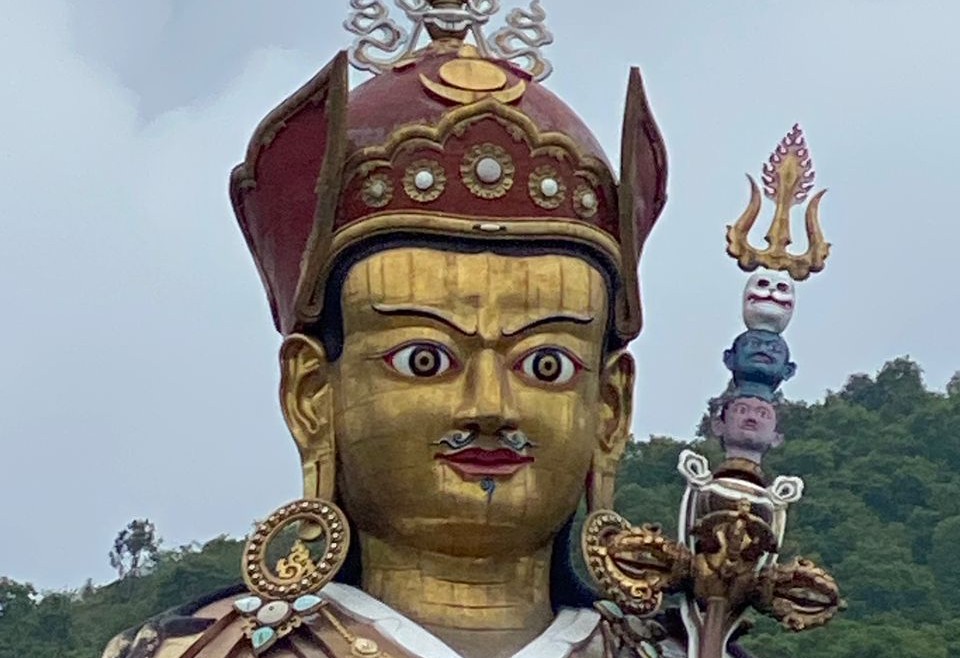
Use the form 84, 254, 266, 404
297, 384, 336, 543
236, 340, 346, 654
587, 432, 631, 512
299, 384, 336, 502
587, 351, 635, 511
234, 498, 351, 655
279, 335, 338, 541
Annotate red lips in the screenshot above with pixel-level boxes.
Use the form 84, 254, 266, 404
748, 293, 793, 309
435, 448, 534, 479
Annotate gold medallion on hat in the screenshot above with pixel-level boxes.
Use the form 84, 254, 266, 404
420, 45, 525, 105
438, 58, 508, 91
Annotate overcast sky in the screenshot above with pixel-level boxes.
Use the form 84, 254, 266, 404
2, 0, 958, 591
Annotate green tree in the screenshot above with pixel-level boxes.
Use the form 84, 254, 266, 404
108, 519, 161, 579
0, 357, 956, 658
931, 515, 960, 614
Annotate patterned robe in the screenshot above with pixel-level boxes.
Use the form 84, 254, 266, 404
100, 583, 699, 658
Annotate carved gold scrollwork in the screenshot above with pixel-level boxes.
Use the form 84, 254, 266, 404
582, 510, 691, 616
274, 541, 316, 582
343, 98, 614, 197
583, 467, 843, 657
242, 499, 350, 601
690, 500, 778, 603
757, 557, 845, 631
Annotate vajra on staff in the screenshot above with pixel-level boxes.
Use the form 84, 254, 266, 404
581, 125, 844, 658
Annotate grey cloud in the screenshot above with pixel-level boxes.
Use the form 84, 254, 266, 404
1, 0, 957, 591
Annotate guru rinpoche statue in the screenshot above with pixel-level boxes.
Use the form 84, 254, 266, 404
101, 3, 835, 658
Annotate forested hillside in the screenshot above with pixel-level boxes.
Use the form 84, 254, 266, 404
2, 358, 958, 658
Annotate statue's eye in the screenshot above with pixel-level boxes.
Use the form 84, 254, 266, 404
758, 279, 770, 288
776, 282, 790, 292
384, 343, 456, 378
514, 347, 583, 385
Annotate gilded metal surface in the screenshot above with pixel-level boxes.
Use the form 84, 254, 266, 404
582, 511, 690, 616
419, 53, 527, 105
419, 73, 526, 105
401, 159, 447, 202
299, 213, 626, 333
690, 500, 778, 603
583, 452, 841, 658
124, 2, 684, 657
460, 142, 515, 198
528, 165, 565, 209
758, 557, 844, 631
726, 125, 830, 280
275, 541, 316, 582
281, 249, 635, 639
439, 58, 507, 90
241, 499, 350, 600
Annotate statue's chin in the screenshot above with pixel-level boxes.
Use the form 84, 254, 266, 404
725, 434, 773, 450
355, 512, 569, 558
339, 466, 584, 556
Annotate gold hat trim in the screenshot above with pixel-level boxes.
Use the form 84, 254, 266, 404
344, 97, 614, 193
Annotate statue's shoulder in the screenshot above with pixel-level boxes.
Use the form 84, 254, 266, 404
101, 583, 248, 658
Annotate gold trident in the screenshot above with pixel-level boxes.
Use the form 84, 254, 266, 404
726, 124, 830, 281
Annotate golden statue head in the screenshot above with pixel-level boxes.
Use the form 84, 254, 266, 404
229, 28, 667, 598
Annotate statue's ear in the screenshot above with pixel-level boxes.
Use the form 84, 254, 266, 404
783, 361, 797, 381
280, 334, 336, 502
772, 432, 785, 449
710, 414, 725, 439
723, 348, 735, 370
587, 351, 635, 511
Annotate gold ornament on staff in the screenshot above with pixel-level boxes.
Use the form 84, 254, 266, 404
582, 125, 844, 658
726, 124, 830, 280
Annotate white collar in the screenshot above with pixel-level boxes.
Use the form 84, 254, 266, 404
320, 582, 600, 658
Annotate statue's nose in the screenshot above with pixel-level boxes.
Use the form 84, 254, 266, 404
453, 349, 520, 435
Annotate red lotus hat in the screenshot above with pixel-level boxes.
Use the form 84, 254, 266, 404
230, 1, 667, 346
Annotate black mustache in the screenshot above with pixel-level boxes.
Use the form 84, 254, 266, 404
432, 429, 537, 452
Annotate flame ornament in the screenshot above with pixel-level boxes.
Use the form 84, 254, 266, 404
726, 125, 831, 281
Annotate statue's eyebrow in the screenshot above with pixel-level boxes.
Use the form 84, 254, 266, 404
371, 303, 477, 336
502, 312, 594, 337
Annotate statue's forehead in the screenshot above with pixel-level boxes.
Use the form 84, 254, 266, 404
739, 332, 784, 346
340, 248, 608, 333
732, 397, 774, 411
